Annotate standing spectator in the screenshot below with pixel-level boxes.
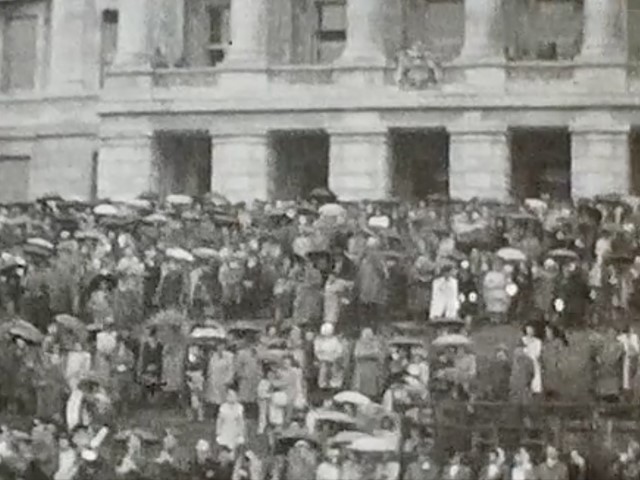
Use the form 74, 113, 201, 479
522, 325, 543, 396
65, 341, 92, 391
617, 324, 639, 401
356, 238, 388, 330
285, 440, 317, 480
509, 342, 534, 405
137, 327, 164, 403
235, 344, 262, 419
407, 254, 436, 322
536, 445, 569, 480
482, 259, 510, 324
205, 342, 235, 418
429, 264, 459, 320
595, 326, 624, 402
216, 389, 246, 456
352, 328, 384, 400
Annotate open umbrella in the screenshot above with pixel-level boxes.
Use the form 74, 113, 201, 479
5, 319, 44, 343
166, 194, 193, 207
55, 314, 88, 341
328, 431, 369, 446
547, 248, 579, 261
75, 230, 103, 242
318, 203, 345, 217
313, 410, 360, 428
165, 247, 195, 263
496, 247, 527, 262
202, 191, 231, 207
189, 324, 226, 341
142, 213, 169, 226
348, 435, 397, 453
333, 391, 371, 406
93, 204, 119, 216
432, 334, 472, 348
192, 247, 219, 261
113, 428, 159, 443
389, 336, 425, 348
275, 431, 320, 455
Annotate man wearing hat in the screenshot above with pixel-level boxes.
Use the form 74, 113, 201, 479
21, 239, 55, 332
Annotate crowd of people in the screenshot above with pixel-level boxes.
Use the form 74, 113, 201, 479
0, 189, 640, 479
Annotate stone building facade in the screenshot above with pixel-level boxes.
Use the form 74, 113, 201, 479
0, 0, 639, 203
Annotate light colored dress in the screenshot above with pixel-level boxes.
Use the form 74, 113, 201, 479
216, 401, 246, 452
522, 335, 543, 394
205, 351, 235, 405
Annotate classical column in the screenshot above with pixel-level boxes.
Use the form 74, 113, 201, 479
49, 0, 86, 91
211, 134, 274, 202
334, 0, 387, 85
448, 116, 511, 201
98, 134, 160, 200
575, 0, 627, 90
224, 0, 269, 66
454, 0, 505, 90
571, 114, 630, 199
113, 0, 151, 67
218, 0, 269, 87
458, 0, 504, 61
339, 0, 386, 65
580, 0, 625, 61
329, 130, 391, 201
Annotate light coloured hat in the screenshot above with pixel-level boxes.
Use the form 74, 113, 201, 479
195, 439, 210, 452
320, 323, 334, 336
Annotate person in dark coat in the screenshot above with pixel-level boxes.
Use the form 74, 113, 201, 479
555, 263, 589, 329
480, 344, 511, 401
137, 328, 164, 402
509, 343, 534, 405
142, 248, 161, 318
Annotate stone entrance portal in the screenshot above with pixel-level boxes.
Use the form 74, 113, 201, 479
510, 128, 571, 200
156, 131, 212, 198
390, 129, 449, 201
271, 130, 330, 200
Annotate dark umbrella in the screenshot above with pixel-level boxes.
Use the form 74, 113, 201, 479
86, 272, 117, 297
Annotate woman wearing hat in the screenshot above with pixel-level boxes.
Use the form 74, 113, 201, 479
285, 439, 317, 480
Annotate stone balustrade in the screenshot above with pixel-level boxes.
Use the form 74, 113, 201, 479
138, 60, 640, 92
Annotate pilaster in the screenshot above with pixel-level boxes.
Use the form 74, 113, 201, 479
211, 133, 274, 202
570, 113, 630, 198
97, 134, 159, 200
328, 129, 391, 201
448, 114, 511, 201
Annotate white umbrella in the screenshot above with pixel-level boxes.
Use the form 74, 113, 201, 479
165, 247, 194, 263
26, 238, 55, 251
190, 325, 226, 340
328, 431, 369, 445
192, 247, 219, 260
348, 435, 397, 453
496, 247, 527, 262
318, 203, 345, 217
166, 194, 193, 206
93, 204, 119, 216
333, 391, 371, 406
432, 334, 472, 348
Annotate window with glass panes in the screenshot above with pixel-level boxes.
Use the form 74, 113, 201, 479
207, 4, 230, 66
